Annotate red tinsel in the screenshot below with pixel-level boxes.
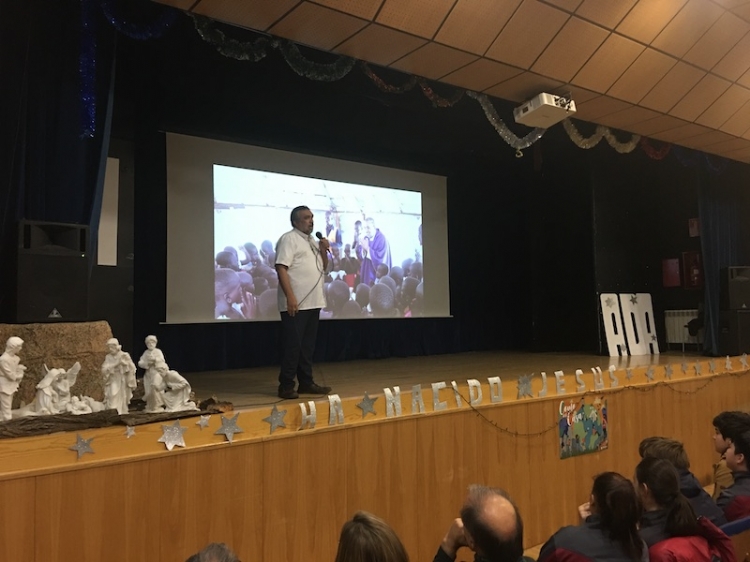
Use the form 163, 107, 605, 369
640, 137, 671, 160
360, 62, 416, 93
417, 78, 464, 108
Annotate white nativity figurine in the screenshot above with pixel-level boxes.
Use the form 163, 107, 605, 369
102, 338, 137, 415
138, 335, 166, 413
0, 337, 26, 422
65, 396, 93, 415
156, 361, 199, 412
35, 362, 81, 415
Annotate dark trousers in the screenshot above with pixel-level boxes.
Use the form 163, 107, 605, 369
278, 308, 320, 390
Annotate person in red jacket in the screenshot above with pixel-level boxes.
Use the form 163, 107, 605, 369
635, 457, 736, 562
538, 472, 646, 562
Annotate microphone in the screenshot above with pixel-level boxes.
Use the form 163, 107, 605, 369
315, 231, 325, 240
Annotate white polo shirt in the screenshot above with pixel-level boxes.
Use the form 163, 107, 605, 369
275, 228, 327, 312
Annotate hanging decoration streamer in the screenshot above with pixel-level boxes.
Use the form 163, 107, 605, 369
190, 14, 269, 62
360, 62, 417, 94
79, 0, 97, 138
100, 0, 178, 40
276, 40, 356, 82
417, 78, 464, 108
562, 119, 641, 154
467, 91, 546, 155
672, 146, 728, 175
640, 137, 671, 161
705, 154, 728, 175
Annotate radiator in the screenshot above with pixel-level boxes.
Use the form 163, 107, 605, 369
664, 309, 700, 344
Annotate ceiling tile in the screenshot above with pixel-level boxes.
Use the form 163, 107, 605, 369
650, 123, 711, 142
695, 84, 750, 128
485, 0, 569, 68
376, 0, 457, 39
484, 71, 565, 103
435, 0, 523, 55
721, 147, 750, 163
531, 17, 609, 82
606, 49, 678, 103
703, 137, 750, 153
335, 24, 427, 66
616, 0, 688, 44
573, 95, 632, 120
571, 33, 644, 93
651, 0, 723, 58
563, 86, 601, 104
715, 0, 750, 9
442, 59, 524, 92
714, 33, 750, 81
389, 43, 478, 80
731, 3, 750, 22
575, 0, 638, 29
638, 62, 706, 113
679, 129, 735, 148
596, 106, 661, 130
269, 3, 368, 50
738, 66, 750, 89
193, 0, 301, 31
310, 0, 384, 20
543, 0, 582, 11
719, 100, 750, 136
668, 74, 732, 121
682, 12, 750, 70
625, 115, 689, 136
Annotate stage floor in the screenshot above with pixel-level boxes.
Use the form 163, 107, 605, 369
187, 349, 704, 411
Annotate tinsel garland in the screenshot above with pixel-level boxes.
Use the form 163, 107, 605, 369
100, 0, 177, 40
277, 40, 356, 82
361, 62, 417, 93
467, 91, 545, 153
640, 137, 671, 160
673, 146, 728, 175
562, 119, 640, 154
190, 14, 268, 62
417, 78, 464, 108
79, 0, 97, 138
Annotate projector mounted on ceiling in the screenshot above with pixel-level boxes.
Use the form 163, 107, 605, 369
513, 93, 576, 129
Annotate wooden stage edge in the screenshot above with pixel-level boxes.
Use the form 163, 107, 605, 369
0, 350, 748, 482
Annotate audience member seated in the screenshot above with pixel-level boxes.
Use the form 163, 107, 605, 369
355, 284, 370, 309
370, 284, 397, 317
435, 484, 526, 562
185, 542, 239, 562
635, 457, 735, 561
713, 411, 750, 500
639, 436, 726, 526
717, 429, 750, 521
341, 300, 363, 319
334, 511, 409, 562
215, 251, 239, 271
538, 472, 646, 562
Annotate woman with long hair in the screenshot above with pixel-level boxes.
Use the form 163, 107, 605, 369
334, 511, 409, 562
636, 457, 735, 561
538, 472, 646, 561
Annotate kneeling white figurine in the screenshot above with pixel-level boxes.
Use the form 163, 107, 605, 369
35, 362, 81, 415
156, 361, 198, 412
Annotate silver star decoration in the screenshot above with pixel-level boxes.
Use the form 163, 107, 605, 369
626, 368, 633, 381
125, 426, 136, 439
742, 353, 749, 369
630, 294, 638, 305
681, 362, 688, 375
651, 334, 657, 342
69, 434, 94, 460
604, 297, 615, 308
356, 392, 377, 418
158, 420, 187, 451
196, 415, 210, 429
215, 413, 244, 443
262, 405, 287, 434
664, 365, 673, 380
645, 367, 655, 382
695, 362, 702, 376
517, 374, 533, 399
709, 360, 716, 374
726, 356, 734, 370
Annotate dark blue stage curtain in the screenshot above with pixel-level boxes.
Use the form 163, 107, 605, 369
0, 0, 116, 320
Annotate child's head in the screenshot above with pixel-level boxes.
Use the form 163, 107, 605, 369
713, 411, 750, 455
726, 429, 750, 472
638, 436, 690, 471
376, 263, 389, 279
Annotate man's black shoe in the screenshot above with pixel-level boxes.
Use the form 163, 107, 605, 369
278, 387, 299, 399
298, 383, 332, 395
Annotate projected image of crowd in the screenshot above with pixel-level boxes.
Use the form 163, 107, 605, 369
214, 212, 424, 321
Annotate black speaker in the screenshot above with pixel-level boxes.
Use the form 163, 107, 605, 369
16, 221, 89, 322
718, 310, 750, 356
721, 266, 750, 310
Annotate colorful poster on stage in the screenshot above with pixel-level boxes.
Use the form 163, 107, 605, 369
558, 396, 608, 459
